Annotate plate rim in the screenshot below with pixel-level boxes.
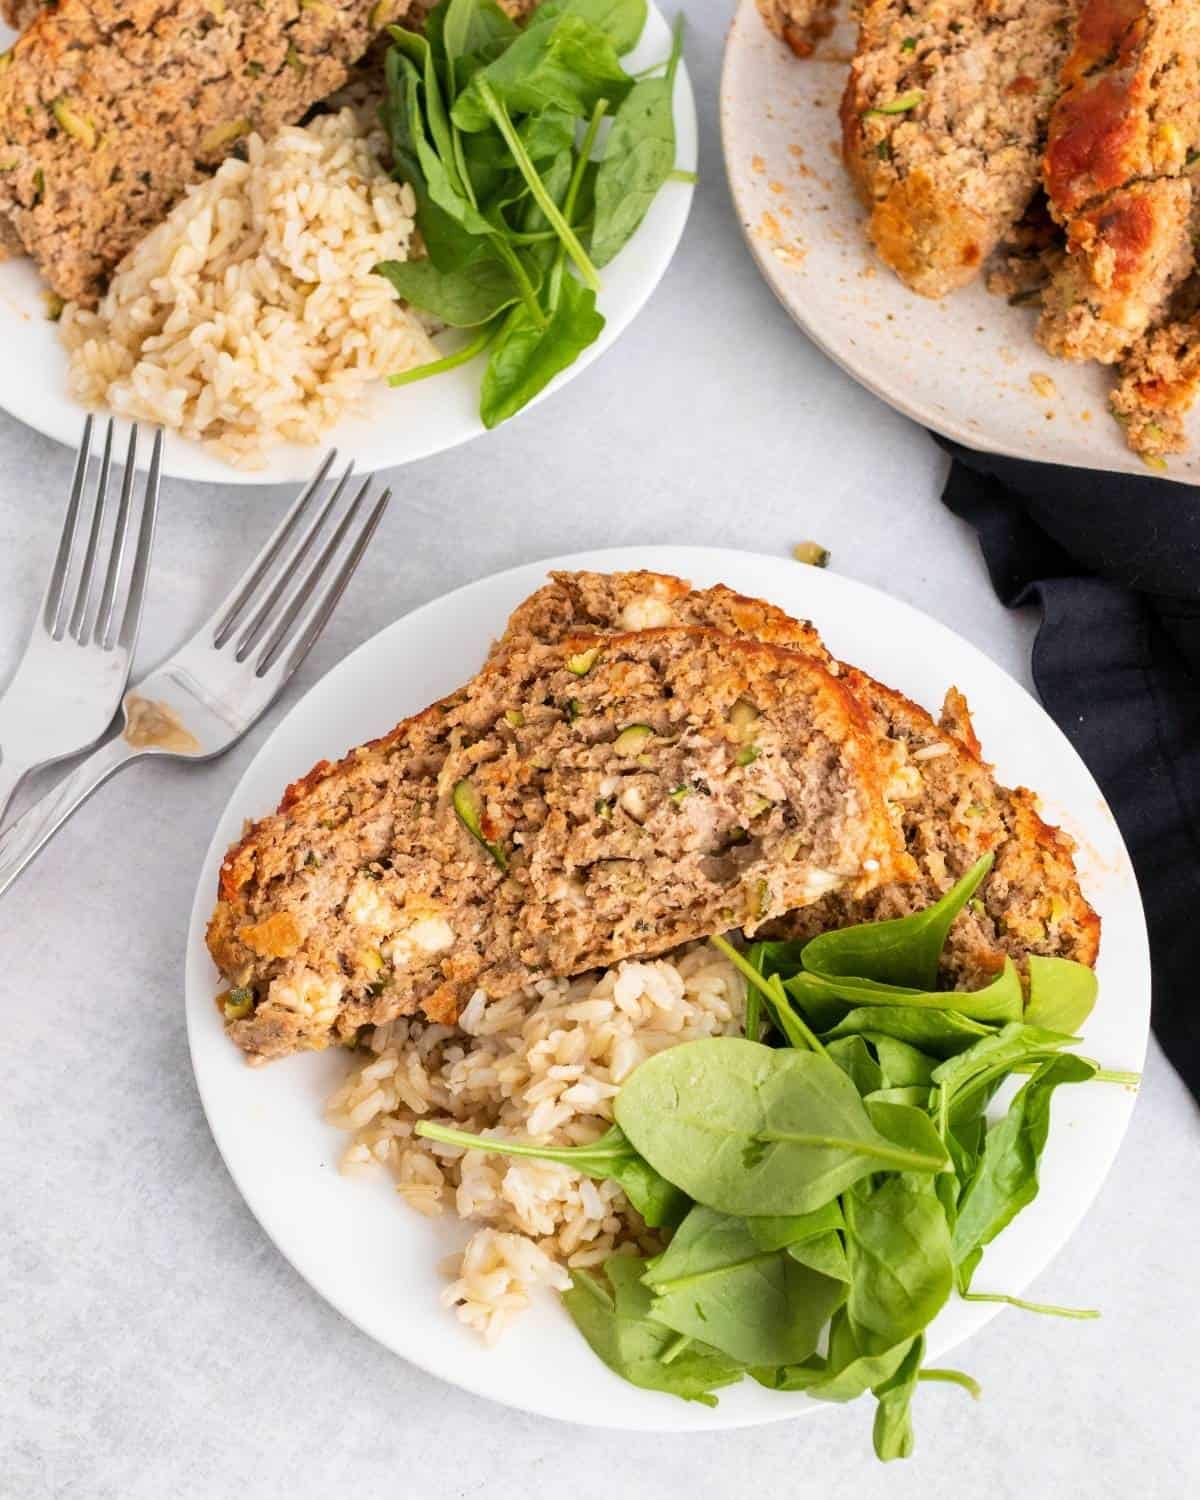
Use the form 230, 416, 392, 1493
717, 0, 1193, 486
185, 543, 1151, 1430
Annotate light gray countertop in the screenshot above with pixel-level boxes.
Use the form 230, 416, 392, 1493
2, 6, 1197, 1496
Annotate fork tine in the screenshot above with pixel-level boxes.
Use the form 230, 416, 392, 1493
258, 486, 392, 681
116, 428, 162, 653
232, 461, 355, 662
67, 418, 114, 643
95, 425, 139, 648
254, 477, 374, 676
43, 414, 93, 637
212, 449, 338, 648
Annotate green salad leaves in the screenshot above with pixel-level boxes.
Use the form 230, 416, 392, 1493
375, 0, 690, 426
420, 853, 1136, 1459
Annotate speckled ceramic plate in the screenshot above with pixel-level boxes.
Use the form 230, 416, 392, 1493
720, 0, 1195, 483
0, 8, 694, 484
185, 545, 1149, 1431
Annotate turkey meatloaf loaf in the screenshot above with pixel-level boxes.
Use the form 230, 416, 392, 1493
842, 0, 1074, 299
0, 0, 400, 305
207, 627, 911, 1060
1038, 0, 1200, 362
492, 569, 1100, 992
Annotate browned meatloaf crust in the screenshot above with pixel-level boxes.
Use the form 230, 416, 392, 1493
208, 628, 910, 1060
1038, 0, 1200, 362
841, 0, 1073, 299
0, 0, 400, 306
495, 570, 1100, 992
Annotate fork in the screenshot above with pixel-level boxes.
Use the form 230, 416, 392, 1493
0, 451, 391, 899
0, 417, 162, 824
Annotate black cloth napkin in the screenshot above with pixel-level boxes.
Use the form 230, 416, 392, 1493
936, 438, 1200, 1100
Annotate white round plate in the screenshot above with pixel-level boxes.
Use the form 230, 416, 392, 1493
720, 0, 1195, 484
0, 10, 694, 485
185, 545, 1149, 1430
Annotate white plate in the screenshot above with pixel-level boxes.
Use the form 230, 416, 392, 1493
0, 10, 694, 485
185, 545, 1149, 1431
719, 0, 1195, 484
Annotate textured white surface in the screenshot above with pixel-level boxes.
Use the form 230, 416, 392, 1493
1, 4, 1196, 1495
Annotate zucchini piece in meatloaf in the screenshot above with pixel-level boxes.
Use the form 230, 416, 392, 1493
207, 628, 911, 1061
842, 0, 1074, 298
1038, 0, 1200, 363
492, 570, 1100, 993
0, 0, 401, 307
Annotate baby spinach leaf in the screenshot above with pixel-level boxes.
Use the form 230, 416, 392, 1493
750, 1357, 829, 1392
801, 853, 995, 991
615, 1038, 947, 1219
952, 1052, 1097, 1290
1024, 956, 1099, 1034
561, 1259, 742, 1406
931, 1021, 1080, 1133
479, 275, 604, 427
520, 104, 579, 161
375, 253, 525, 326
590, 15, 682, 267
865, 1100, 948, 1167
871, 1334, 926, 1461
865, 1085, 931, 1108
844, 1176, 954, 1355
825, 1034, 883, 1096
441, 0, 518, 79
746, 1199, 844, 1253
872, 1035, 937, 1089
823, 1006, 995, 1058
788, 1229, 850, 1283
414, 1119, 687, 1227
452, 14, 632, 132
806, 1310, 916, 1402
788, 957, 1024, 1027
527, 0, 649, 55
644, 1206, 844, 1367
394, 54, 497, 239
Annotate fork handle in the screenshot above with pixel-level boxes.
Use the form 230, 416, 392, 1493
0, 756, 31, 829
0, 735, 141, 899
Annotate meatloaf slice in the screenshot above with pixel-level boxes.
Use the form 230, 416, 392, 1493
495, 570, 1100, 992
841, 0, 1073, 299
1038, 0, 1200, 362
1110, 309, 1200, 459
1037, 178, 1196, 363
492, 570, 836, 670
208, 628, 909, 1061
767, 670, 1101, 991
0, 0, 397, 306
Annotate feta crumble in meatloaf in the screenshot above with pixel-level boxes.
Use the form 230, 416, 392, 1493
841, 0, 1073, 299
0, 0, 403, 306
1038, 0, 1200, 362
207, 628, 910, 1061
493, 570, 1100, 992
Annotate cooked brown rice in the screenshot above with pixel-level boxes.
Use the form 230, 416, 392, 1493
325, 942, 746, 1343
59, 108, 437, 467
